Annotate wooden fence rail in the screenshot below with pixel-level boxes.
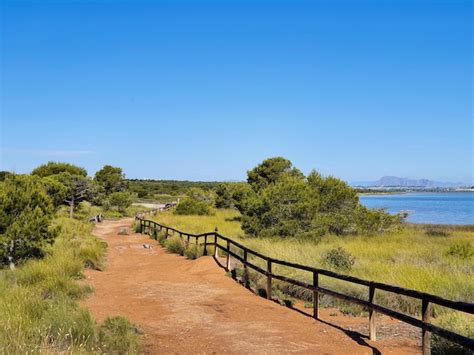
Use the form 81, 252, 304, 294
137, 218, 474, 354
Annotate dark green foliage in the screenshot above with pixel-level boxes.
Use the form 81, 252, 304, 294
322, 247, 356, 272
240, 157, 402, 237
30, 162, 93, 216
41, 176, 68, 208
31, 161, 87, 178
445, 242, 473, 259
0, 171, 11, 181
247, 156, 304, 192
94, 165, 127, 195
127, 179, 219, 199
215, 182, 254, 210
425, 228, 450, 237
354, 205, 403, 235
164, 236, 186, 255
54, 173, 92, 217
186, 187, 215, 204
0, 174, 57, 266
174, 198, 213, 216
184, 244, 204, 259
241, 175, 314, 237
109, 191, 133, 213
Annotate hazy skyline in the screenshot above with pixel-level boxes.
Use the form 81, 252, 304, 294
1, 0, 472, 183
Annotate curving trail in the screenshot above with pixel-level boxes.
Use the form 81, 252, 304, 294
82, 218, 420, 354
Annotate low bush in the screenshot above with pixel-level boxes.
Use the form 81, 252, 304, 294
164, 236, 186, 255
425, 228, 450, 237
322, 247, 356, 272
133, 221, 142, 233
99, 316, 140, 353
174, 198, 213, 216
184, 244, 204, 260
445, 242, 473, 260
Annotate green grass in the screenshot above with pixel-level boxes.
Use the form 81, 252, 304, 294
0, 216, 140, 354
151, 209, 474, 347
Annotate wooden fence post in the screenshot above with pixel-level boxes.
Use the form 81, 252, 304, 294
203, 235, 208, 255
369, 284, 376, 341
243, 250, 249, 288
140, 220, 143, 233
214, 235, 218, 258
226, 240, 231, 271
422, 299, 432, 355
313, 271, 319, 320
165, 227, 169, 239
266, 260, 272, 300
153, 224, 156, 239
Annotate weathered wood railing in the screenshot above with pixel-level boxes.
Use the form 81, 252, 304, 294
138, 218, 474, 354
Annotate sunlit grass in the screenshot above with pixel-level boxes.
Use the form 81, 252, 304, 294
0, 217, 140, 354
151, 209, 473, 304
150, 209, 474, 351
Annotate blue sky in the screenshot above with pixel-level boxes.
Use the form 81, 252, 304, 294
1, 0, 472, 182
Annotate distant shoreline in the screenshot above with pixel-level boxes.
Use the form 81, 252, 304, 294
358, 190, 474, 196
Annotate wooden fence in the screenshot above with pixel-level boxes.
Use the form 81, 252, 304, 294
138, 218, 474, 354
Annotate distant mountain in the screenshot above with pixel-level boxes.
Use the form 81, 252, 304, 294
352, 176, 466, 188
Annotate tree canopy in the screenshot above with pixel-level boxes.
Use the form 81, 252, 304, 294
31, 161, 87, 178
94, 165, 127, 195
247, 157, 304, 192
0, 174, 57, 267
239, 157, 402, 238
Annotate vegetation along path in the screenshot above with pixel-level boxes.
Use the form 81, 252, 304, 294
83, 218, 420, 354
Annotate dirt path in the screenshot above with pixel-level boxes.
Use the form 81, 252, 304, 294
82, 219, 420, 354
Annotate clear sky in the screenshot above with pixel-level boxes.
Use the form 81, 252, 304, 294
1, 0, 472, 183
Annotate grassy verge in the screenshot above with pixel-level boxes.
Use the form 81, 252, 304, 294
0, 216, 140, 354
150, 209, 474, 352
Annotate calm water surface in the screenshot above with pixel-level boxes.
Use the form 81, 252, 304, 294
359, 192, 474, 225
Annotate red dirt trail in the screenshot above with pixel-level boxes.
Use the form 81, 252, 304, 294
82, 218, 420, 354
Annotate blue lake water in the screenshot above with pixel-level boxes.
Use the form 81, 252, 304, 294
359, 192, 474, 225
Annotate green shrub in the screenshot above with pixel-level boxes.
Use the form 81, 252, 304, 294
99, 316, 140, 354
425, 228, 450, 237
133, 221, 142, 233
445, 242, 473, 259
184, 244, 204, 260
322, 247, 356, 272
0, 174, 57, 267
174, 198, 213, 216
109, 191, 133, 213
164, 236, 186, 255
240, 157, 401, 238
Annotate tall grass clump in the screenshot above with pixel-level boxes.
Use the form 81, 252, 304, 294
164, 236, 186, 255
0, 216, 140, 354
184, 244, 204, 260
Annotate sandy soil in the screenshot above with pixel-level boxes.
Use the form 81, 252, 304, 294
81, 219, 420, 354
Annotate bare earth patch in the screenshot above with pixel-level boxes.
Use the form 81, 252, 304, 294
81, 219, 420, 354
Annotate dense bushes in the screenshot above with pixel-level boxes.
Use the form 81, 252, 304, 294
175, 198, 213, 216
215, 182, 253, 210
0, 175, 57, 268
174, 188, 215, 216
238, 157, 402, 238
